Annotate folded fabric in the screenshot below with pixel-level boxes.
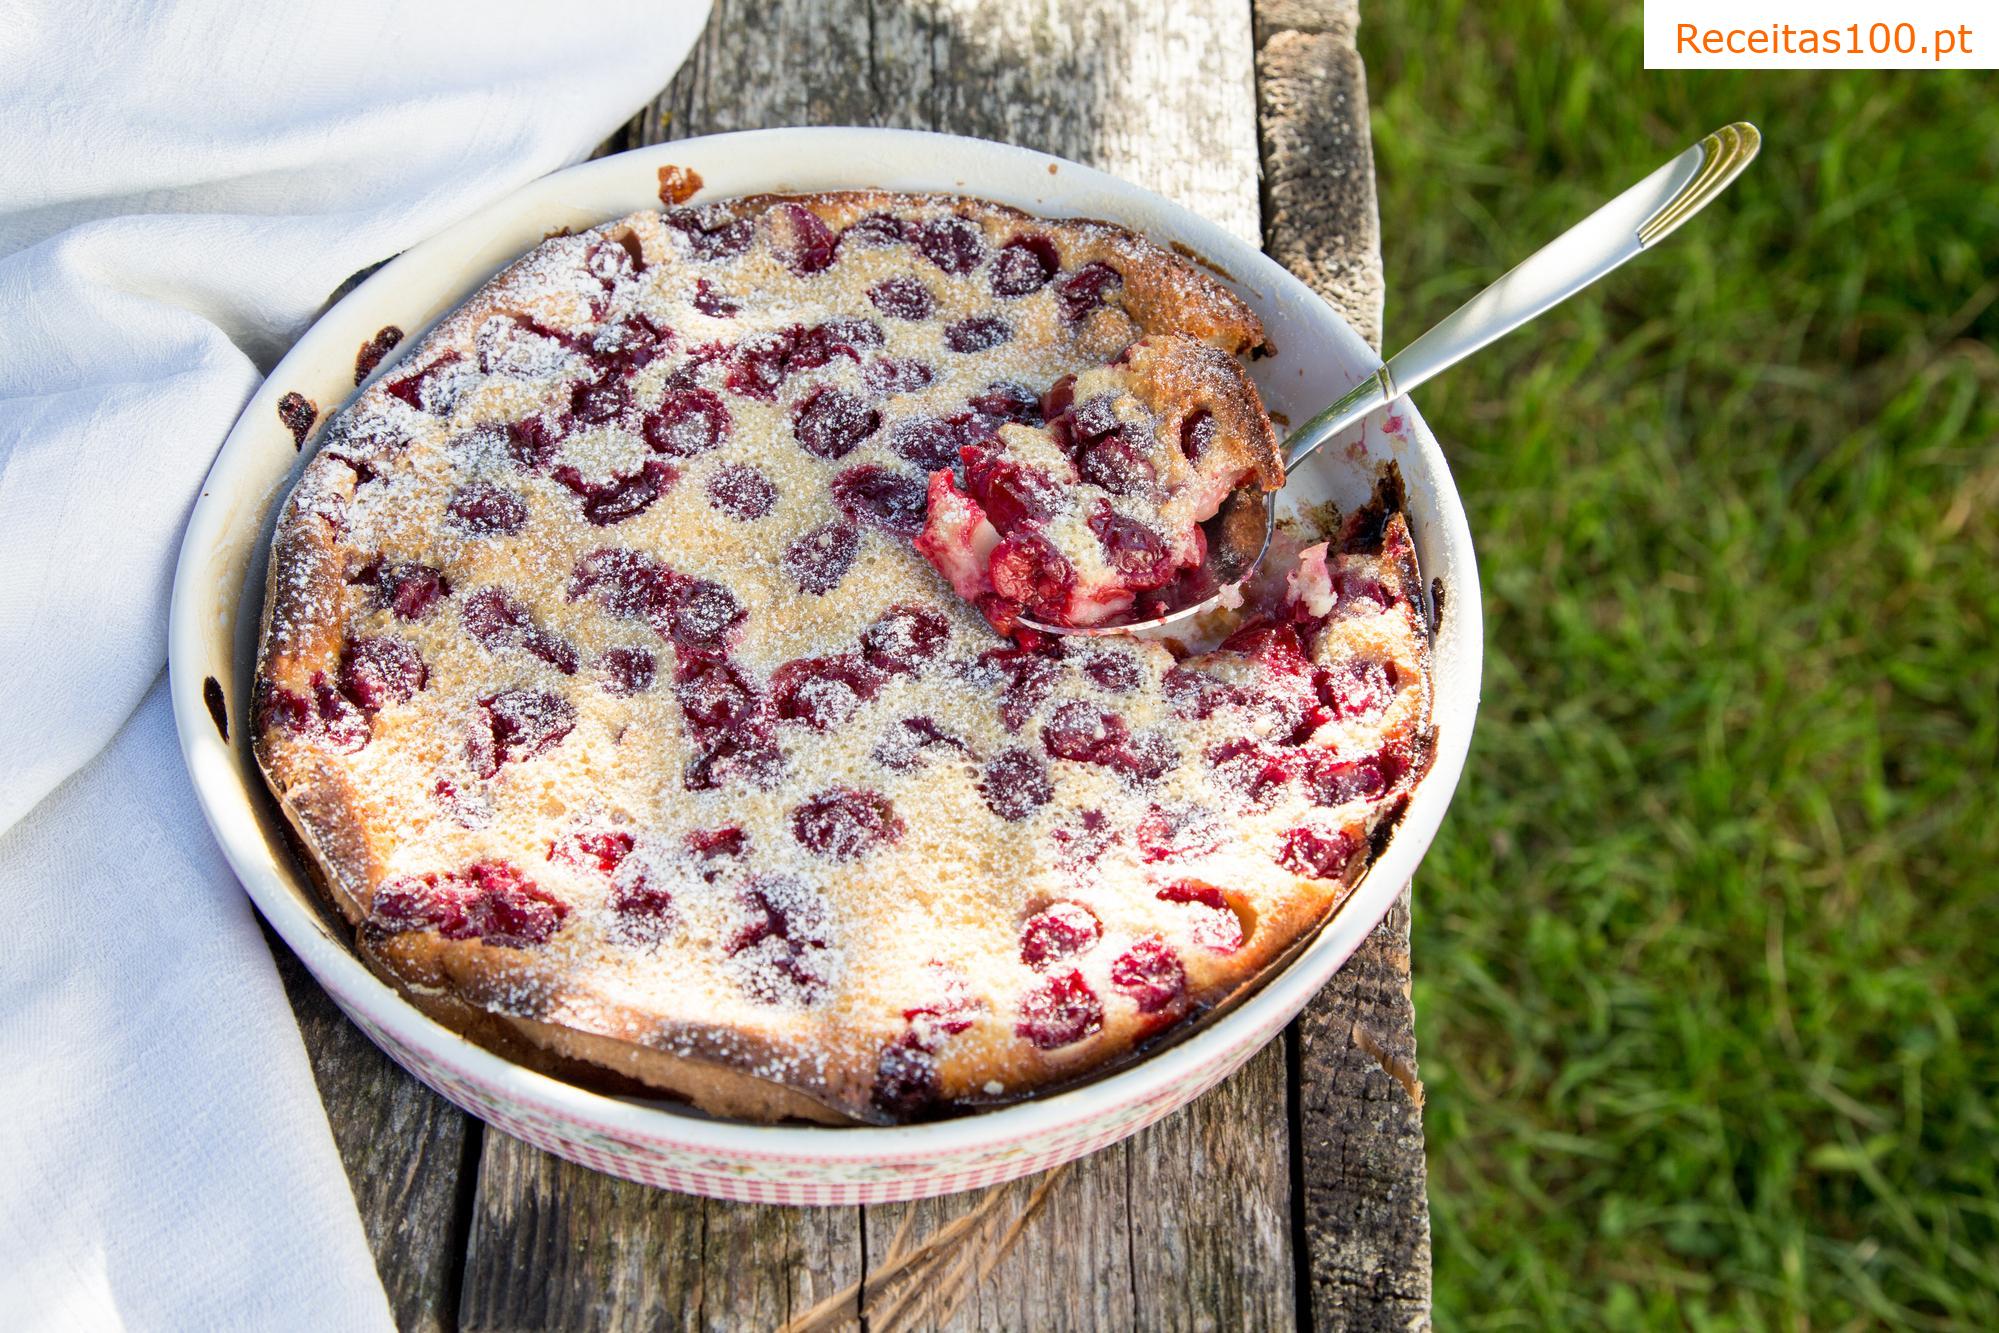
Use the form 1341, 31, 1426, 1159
0, 3, 710, 1326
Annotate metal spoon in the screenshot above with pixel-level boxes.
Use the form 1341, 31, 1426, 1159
1027, 121, 1762, 637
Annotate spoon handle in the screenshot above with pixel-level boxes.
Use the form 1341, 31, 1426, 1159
1282, 122, 1761, 471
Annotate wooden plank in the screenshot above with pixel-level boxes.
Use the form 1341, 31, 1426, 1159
1257, 9, 1434, 1327
268, 925, 473, 1333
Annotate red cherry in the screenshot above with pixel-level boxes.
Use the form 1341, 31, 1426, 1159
1157, 881, 1244, 952
777, 202, 838, 275
831, 464, 929, 535
599, 646, 655, 696
915, 215, 987, 274
944, 316, 1011, 353
988, 530, 1077, 617
1019, 902, 1101, 969
706, 463, 776, 520
1319, 658, 1395, 721
860, 605, 950, 676
552, 458, 678, 526
783, 521, 860, 595
1015, 970, 1103, 1048
549, 828, 635, 875
843, 212, 909, 249
1055, 262, 1122, 321
868, 277, 935, 320
337, 637, 426, 713
664, 205, 755, 260
358, 560, 449, 621
643, 388, 731, 457
981, 747, 1053, 822
1179, 409, 1216, 462
446, 483, 527, 536
790, 788, 903, 860
771, 654, 882, 731
1277, 824, 1362, 879
863, 356, 935, 395
1110, 937, 1185, 1013
1041, 701, 1129, 764
468, 689, 576, 776
990, 234, 1058, 297
460, 587, 578, 674
792, 385, 882, 460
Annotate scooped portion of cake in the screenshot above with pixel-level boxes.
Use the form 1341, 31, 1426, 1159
915, 334, 1283, 635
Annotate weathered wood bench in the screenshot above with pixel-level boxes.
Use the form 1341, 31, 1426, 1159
274, 3, 1430, 1325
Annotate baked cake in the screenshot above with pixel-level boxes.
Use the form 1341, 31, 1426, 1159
254, 191, 1434, 1124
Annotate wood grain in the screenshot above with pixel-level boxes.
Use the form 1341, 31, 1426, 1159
268, 926, 473, 1333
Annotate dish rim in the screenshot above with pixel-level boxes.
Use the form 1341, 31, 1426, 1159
167, 125, 1483, 1156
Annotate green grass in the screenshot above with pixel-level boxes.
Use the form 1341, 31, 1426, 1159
1354, 3, 1999, 1327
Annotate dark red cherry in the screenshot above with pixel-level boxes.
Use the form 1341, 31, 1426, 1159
706, 463, 776, 519
643, 388, 731, 457
1041, 701, 1129, 764
981, 747, 1053, 821
1163, 666, 1237, 719
1055, 262, 1123, 321
792, 385, 881, 460
599, 646, 655, 696
873, 1033, 942, 1117
1180, 409, 1216, 462
1041, 374, 1077, 421
569, 372, 632, 425
963, 449, 1061, 534
692, 279, 739, 317
783, 521, 860, 595
469, 689, 577, 776
461, 587, 578, 673
944, 316, 1011, 353
552, 458, 678, 525
968, 380, 1044, 427
791, 788, 903, 860
777, 202, 839, 275
1082, 652, 1142, 692
868, 277, 934, 321
568, 547, 674, 625
590, 313, 672, 376
383, 353, 464, 415
1110, 937, 1185, 1013
672, 656, 759, 736
889, 415, 976, 471
338, 637, 426, 713
1015, 970, 1102, 1048
843, 212, 909, 248
505, 415, 563, 473
860, 605, 950, 675
359, 561, 449, 621
447, 484, 527, 536
915, 215, 987, 274
831, 464, 928, 535
664, 205, 755, 261
863, 356, 934, 395
687, 825, 749, 861
990, 234, 1058, 297
988, 530, 1076, 617
1208, 739, 1294, 808
1319, 658, 1394, 721
1277, 824, 1362, 879
1019, 902, 1101, 969
585, 234, 643, 289
549, 828, 635, 875
970, 645, 1064, 731
771, 654, 882, 731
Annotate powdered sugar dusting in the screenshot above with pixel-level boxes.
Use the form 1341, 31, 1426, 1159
253, 192, 1434, 1123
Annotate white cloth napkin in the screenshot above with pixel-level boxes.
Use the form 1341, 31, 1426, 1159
0, 4, 710, 1326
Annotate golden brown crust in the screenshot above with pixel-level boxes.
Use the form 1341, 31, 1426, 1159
253, 191, 1429, 1124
